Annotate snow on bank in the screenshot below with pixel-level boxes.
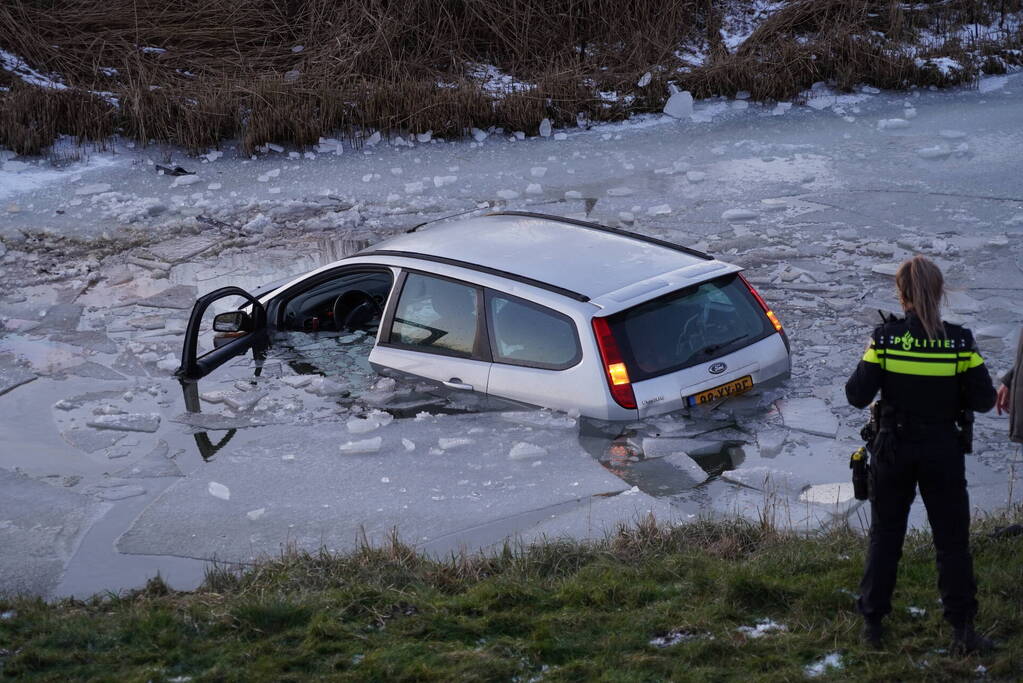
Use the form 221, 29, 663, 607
0, 151, 122, 202
0, 49, 67, 90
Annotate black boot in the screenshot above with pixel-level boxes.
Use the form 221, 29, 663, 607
951, 624, 994, 655
861, 619, 884, 649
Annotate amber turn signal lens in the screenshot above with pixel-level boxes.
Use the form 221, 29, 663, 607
607, 362, 630, 386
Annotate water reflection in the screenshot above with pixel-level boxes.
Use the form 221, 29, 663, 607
179, 380, 237, 461
578, 418, 749, 498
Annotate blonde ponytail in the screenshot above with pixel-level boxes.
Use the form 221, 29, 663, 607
895, 255, 945, 339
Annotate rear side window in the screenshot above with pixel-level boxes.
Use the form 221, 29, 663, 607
607, 274, 772, 381
390, 273, 479, 356
487, 293, 580, 370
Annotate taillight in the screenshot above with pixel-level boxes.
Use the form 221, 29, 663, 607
739, 273, 784, 333
592, 317, 637, 410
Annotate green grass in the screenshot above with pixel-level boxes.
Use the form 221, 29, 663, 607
2, 512, 1022, 681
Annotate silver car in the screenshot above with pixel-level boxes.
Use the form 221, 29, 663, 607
178, 211, 791, 421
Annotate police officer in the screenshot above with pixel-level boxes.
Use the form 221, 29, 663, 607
845, 255, 997, 652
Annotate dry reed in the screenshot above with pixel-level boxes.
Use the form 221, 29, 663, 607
0, 0, 1020, 155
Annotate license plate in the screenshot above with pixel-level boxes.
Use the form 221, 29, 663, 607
686, 375, 753, 406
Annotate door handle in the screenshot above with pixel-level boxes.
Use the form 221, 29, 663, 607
442, 378, 474, 391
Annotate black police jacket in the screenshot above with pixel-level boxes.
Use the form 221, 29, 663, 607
845, 313, 997, 421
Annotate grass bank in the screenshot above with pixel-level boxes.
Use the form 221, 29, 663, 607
2, 510, 1022, 681
1, 0, 1021, 155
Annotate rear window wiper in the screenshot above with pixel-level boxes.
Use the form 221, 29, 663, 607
702, 335, 747, 355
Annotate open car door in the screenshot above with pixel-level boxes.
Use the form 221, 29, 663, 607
176, 286, 268, 380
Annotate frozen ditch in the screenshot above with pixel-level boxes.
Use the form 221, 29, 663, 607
1, 73, 1022, 598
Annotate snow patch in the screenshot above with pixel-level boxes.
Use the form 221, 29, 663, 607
805, 652, 843, 678
737, 619, 787, 639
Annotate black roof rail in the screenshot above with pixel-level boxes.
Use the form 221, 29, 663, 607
356, 249, 592, 302
489, 210, 714, 261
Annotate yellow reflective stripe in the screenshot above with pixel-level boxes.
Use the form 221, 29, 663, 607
862, 346, 880, 363
882, 358, 958, 377
956, 352, 985, 372
874, 349, 959, 360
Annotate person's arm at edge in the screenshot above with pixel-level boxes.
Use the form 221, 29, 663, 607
961, 330, 997, 413
846, 334, 882, 409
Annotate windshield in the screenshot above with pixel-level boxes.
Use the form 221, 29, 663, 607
606, 274, 772, 382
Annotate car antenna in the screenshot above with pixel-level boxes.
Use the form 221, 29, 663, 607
405, 203, 490, 234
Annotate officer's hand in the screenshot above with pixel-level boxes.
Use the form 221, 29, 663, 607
996, 384, 1010, 416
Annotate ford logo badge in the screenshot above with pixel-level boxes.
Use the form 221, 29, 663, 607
709, 362, 727, 375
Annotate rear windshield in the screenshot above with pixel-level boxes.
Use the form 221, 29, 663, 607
606, 274, 772, 382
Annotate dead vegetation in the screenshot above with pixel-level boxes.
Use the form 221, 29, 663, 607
0, 0, 1020, 155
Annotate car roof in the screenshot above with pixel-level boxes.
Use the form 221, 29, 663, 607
362, 212, 718, 301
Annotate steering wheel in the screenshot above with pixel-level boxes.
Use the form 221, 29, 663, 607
676, 313, 707, 360
332, 290, 383, 332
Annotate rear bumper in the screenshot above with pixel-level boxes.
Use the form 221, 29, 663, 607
632, 333, 791, 419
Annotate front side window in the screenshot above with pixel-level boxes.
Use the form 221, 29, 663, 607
278, 270, 393, 332
390, 273, 479, 356
487, 293, 580, 370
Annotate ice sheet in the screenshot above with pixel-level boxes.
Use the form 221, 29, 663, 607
0, 468, 109, 597
117, 417, 629, 561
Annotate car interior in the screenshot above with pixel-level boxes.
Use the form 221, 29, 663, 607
278, 270, 393, 334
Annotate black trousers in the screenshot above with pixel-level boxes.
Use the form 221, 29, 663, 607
857, 431, 978, 627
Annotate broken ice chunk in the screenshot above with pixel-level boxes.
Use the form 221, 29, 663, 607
223, 392, 266, 412
871, 263, 899, 277
775, 398, 838, 438
438, 437, 473, 450
87, 413, 161, 433
34, 303, 83, 332
877, 118, 910, 130
246, 508, 266, 520
347, 416, 380, 434
663, 90, 693, 118
171, 174, 201, 187
637, 72, 652, 87
538, 118, 552, 138
722, 466, 808, 496
756, 429, 788, 458
208, 481, 231, 500
402, 438, 416, 452
135, 284, 197, 310
508, 442, 546, 460
0, 355, 37, 396
798, 482, 855, 505
89, 483, 147, 501
917, 145, 951, 160
67, 362, 126, 381
304, 377, 348, 396
62, 427, 126, 453
339, 437, 383, 454
75, 183, 111, 195
722, 208, 758, 222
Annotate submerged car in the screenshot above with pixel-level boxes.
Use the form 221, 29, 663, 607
177, 211, 790, 420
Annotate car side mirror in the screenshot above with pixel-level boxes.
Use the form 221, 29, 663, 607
213, 310, 253, 333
